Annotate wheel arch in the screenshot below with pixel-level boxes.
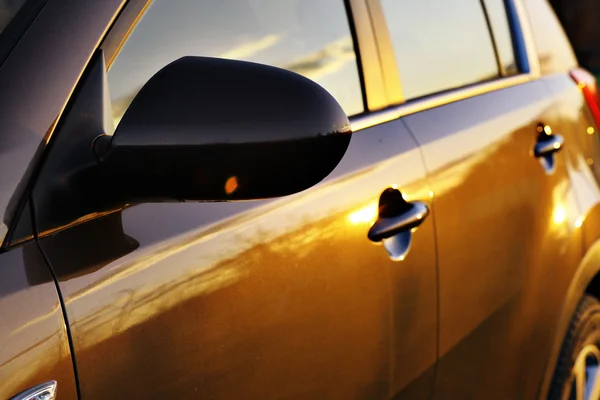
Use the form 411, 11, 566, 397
539, 238, 600, 399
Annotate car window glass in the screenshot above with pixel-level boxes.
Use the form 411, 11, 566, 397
380, 0, 499, 100
483, 0, 518, 75
107, 0, 364, 127
0, 0, 26, 33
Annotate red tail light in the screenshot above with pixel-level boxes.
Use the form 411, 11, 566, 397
570, 68, 600, 127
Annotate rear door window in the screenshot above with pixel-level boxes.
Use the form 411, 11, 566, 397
379, 0, 499, 100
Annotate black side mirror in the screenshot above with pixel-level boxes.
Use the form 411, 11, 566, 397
95, 56, 351, 202
31, 52, 351, 234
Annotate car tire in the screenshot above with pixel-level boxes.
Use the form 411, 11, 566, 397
548, 294, 600, 400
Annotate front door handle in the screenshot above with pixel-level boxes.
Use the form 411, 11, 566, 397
368, 201, 429, 242
534, 134, 564, 158
368, 188, 429, 261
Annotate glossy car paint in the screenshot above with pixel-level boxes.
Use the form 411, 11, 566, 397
405, 80, 583, 399
37, 119, 437, 399
536, 71, 600, 398
2, 0, 600, 399
542, 74, 600, 252
0, 241, 77, 400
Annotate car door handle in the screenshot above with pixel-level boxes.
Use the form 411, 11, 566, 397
534, 133, 564, 158
368, 201, 429, 242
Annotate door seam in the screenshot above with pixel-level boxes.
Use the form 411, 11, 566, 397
401, 118, 441, 400
30, 197, 82, 400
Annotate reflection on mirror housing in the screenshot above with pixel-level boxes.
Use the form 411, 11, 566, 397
94, 56, 351, 203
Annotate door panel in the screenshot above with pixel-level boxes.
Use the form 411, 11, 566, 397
38, 120, 437, 399
535, 73, 600, 397
0, 242, 77, 400
404, 81, 582, 399
541, 73, 600, 251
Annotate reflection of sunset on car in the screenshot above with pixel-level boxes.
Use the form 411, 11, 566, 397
3, 0, 600, 399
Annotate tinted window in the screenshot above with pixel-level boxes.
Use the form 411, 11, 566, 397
0, 0, 26, 33
522, 0, 577, 75
108, 0, 364, 126
483, 0, 518, 75
380, 0, 499, 100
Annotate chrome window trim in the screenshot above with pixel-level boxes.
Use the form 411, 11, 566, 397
350, 73, 533, 132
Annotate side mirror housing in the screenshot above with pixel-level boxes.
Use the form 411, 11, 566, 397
96, 56, 351, 202
31, 53, 352, 234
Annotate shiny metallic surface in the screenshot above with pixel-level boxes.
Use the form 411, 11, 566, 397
350, 74, 533, 132
9, 380, 57, 400
2, 0, 600, 398
38, 120, 438, 398
534, 133, 565, 158
405, 79, 582, 399
537, 72, 600, 400
0, 244, 76, 400
368, 201, 429, 242
534, 132, 565, 174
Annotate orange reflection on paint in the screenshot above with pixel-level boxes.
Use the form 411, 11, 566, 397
552, 203, 566, 225
225, 176, 238, 195
348, 202, 378, 225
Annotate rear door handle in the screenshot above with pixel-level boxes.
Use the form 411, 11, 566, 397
533, 125, 564, 174
534, 134, 564, 158
368, 201, 429, 242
